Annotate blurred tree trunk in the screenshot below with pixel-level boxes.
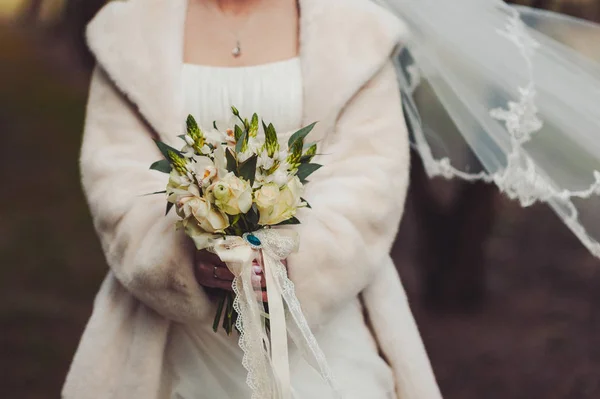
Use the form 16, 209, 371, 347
20, 0, 45, 23
60, 0, 106, 68
410, 154, 495, 311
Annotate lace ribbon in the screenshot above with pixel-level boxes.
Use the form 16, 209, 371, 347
211, 229, 340, 399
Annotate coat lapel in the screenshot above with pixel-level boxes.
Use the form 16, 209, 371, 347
86, 0, 406, 143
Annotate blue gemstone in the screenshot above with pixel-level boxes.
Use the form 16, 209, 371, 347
246, 234, 261, 247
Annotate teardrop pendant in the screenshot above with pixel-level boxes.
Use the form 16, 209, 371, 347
232, 41, 242, 58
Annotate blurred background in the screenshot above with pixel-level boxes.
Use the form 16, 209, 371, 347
1, 0, 599, 398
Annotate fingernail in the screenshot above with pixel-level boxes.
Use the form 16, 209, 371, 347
252, 266, 262, 275
251, 275, 261, 285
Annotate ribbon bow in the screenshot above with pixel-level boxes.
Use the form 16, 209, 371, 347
210, 228, 339, 399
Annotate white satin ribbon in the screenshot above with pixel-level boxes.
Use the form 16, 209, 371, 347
210, 228, 340, 399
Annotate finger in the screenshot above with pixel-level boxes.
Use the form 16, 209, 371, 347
195, 260, 232, 281
214, 265, 235, 281
196, 262, 233, 289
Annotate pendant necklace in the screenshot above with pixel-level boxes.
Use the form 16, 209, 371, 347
231, 39, 242, 58
203, 3, 258, 59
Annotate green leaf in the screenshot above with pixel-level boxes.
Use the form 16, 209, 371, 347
235, 129, 248, 153
297, 163, 322, 183
234, 125, 244, 142
150, 159, 172, 173
213, 293, 226, 333
247, 205, 259, 228
154, 140, 182, 161
239, 154, 258, 186
165, 202, 174, 216
177, 134, 186, 140
225, 148, 238, 174
300, 197, 312, 209
142, 190, 167, 197
276, 217, 301, 226
288, 122, 317, 148
229, 214, 241, 227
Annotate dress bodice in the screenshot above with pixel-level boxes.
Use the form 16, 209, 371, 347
181, 58, 303, 133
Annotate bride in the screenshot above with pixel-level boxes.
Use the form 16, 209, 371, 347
62, 0, 441, 398
63, 0, 600, 398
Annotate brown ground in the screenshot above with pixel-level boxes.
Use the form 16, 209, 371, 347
1, 23, 599, 399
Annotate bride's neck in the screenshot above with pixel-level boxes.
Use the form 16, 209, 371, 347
198, 0, 268, 14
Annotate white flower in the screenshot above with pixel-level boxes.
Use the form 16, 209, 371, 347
237, 149, 254, 163
166, 170, 199, 205
271, 169, 289, 187
275, 150, 288, 162
180, 220, 219, 250
213, 145, 228, 178
256, 179, 300, 226
258, 149, 275, 170
254, 183, 280, 210
210, 172, 252, 215
203, 129, 224, 146
248, 138, 264, 154
190, 197, 229, 232
193, 156, 217, 187
184, 134, 195, 146
285, 176, 305, 207
200, 144, 212, 155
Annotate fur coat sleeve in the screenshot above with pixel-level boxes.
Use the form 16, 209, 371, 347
80, 67, 213, 323
289, 61, 410, 329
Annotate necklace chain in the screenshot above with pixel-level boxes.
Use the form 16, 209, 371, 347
200, 1, 263, 58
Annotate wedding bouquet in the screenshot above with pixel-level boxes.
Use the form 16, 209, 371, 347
149, 108, 338, 397
148, 108, 337, 396
149, 107, 321, 333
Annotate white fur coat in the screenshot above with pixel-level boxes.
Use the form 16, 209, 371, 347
63, 0, 443, 398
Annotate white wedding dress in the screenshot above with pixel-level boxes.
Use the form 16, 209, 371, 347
164, 59, 396, 399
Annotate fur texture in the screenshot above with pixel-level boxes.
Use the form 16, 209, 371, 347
63, 0, 442, 398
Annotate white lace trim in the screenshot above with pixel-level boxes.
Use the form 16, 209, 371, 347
409, 6, 600, 257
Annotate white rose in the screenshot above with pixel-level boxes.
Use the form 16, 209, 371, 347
257, 181, 299, 226
183, 196, 229, 233
254, 183, 280, 210
285, 176, 305, 207
210, 172, 252, 215
181, 221, 218, 250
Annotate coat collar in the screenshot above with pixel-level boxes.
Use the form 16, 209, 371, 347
86, 0, 406, 143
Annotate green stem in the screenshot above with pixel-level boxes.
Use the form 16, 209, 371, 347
213, 291, 226, 333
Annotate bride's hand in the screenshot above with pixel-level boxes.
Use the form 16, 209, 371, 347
195, 250, 236, 291
194, 251, 271, 292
